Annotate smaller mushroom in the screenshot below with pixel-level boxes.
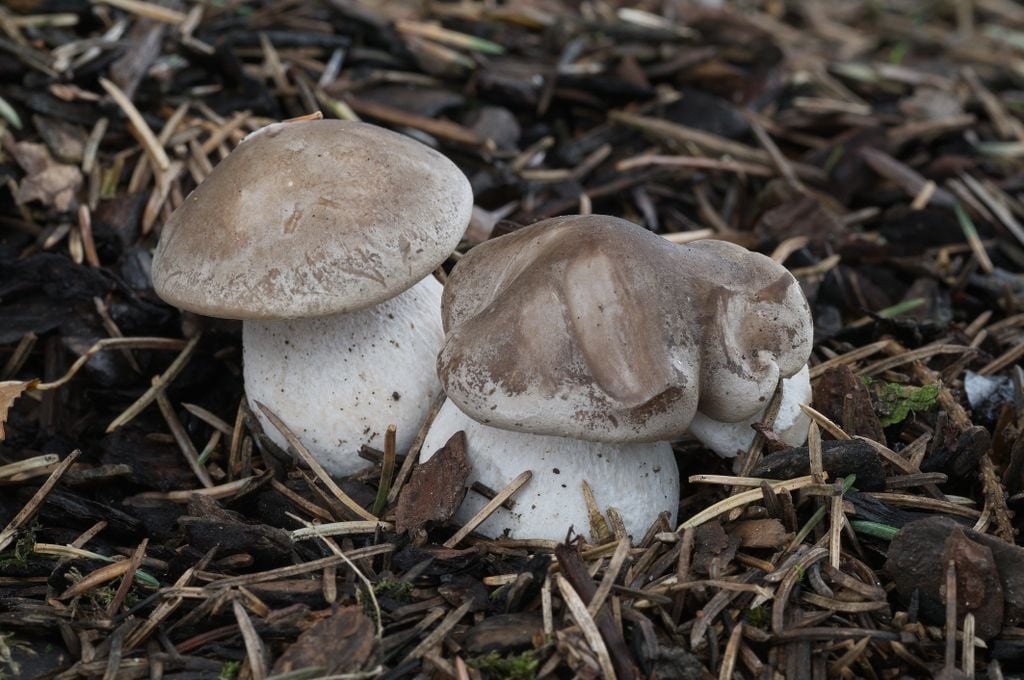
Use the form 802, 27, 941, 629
422, 215, 813, 540
421, 400, 678, 541
151, 120, 472, 477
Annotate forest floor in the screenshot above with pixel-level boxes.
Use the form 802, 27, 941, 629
3, 0, 1024, 678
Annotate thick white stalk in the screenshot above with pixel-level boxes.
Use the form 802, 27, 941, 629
422, 400, 679, 541
244, 277, 444, 477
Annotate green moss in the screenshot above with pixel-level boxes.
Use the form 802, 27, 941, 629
58, 566, 140, 614
219, 660, 242, 680
888, 41, 910, 65
467, 650, 540, 680
0, 529, 36, 570
862, 377, 940, 426
88, 584, 117, 608
745, 606, 770, 629
374, 578, 413, 600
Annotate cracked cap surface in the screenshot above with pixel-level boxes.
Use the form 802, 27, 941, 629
151, 120, 473, 319
437, 214, 813, 443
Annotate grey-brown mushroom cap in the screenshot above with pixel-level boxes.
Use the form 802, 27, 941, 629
437, 214, 813, 443
151, 120, 473, 320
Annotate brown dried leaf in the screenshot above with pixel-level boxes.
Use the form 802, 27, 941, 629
725, 518, 791, 548
32, 115, 86, 164
887, 517, 1014, 640
813, 365, 885, 442
12, 141, 83, 211
0, 380, 38, 441
395, 431, 470, 533
691, 520, 738, 575
941, 527, 1004, 640
271, 606, 376, 676
750, 421, 789, 452
754, 182, 845, 242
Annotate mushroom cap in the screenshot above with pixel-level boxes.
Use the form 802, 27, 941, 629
152, 120, 473, 320
437, 214, 813, 443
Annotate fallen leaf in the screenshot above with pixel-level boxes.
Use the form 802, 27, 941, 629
941, 527, 1004, 640
725, 519, 791, 548
1, 380, 38, 441
886, 517, 1021, 640
12, 141, 82, 211
813, 365, 885, 442
691, 520, 738, 575
32, 115, 86, 164
750, 421, 789, 452
754, 182, 845, 242
395, 431, 470, 534
272, 606, 376, 675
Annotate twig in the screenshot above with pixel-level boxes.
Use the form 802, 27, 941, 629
0, 454, 58, 480
256, 402, 376, 521
99, 77, 170, 170
33, 338, 185, 392
443, 470, 532, 548
233, 599, 268, 680
291, 520, 392, 540
372, 424, 397, 516
404, 600, 473, 661
105, 335, 201, 431
978, 454, 1015, 541
0, 450, 80, 552
93, 0, 187, 23
679, 477, 816, 530
555, 574, 617, 680
156, 386, 214, 488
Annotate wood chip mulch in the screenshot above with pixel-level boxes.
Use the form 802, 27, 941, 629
3, 0, 1024, 678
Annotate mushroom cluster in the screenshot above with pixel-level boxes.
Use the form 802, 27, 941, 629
151, 120, 472, 477
421, 215, 813, 540
150, 118, 813, 543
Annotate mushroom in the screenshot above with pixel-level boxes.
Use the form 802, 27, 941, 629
422, 399, 677, 540
152, 120, 472, 476
421, 214, 813, 540
687, 364, 813, 458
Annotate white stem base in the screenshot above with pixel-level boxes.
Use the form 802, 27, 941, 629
244, 277, 445, 477
688, 364, 812, 458
421, 400, 679, 541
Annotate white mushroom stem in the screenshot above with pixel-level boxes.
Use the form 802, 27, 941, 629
421, 400, 679, 541
244, 277, 445, 477
687, 364, 813, 458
